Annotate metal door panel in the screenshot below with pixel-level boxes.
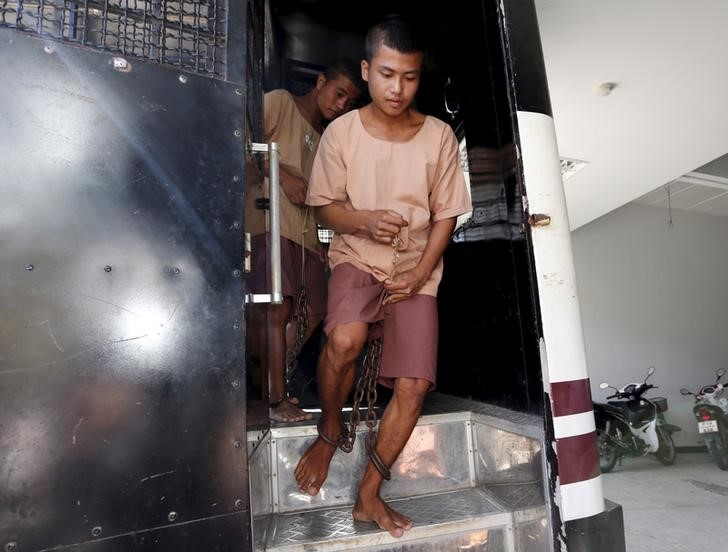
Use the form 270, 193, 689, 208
0, 28, 249, 551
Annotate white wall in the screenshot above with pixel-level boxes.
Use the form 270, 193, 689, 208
572, 202, 728, 447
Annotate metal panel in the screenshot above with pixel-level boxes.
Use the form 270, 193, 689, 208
0, 0, 229, 79
23, 515, 249, 552
0, 29, 248, 551
515, 517, 550, 552
266, 488, 507, 551
472, 424, 542, 486
272, 418, 473, 513
249, 433, 272, 517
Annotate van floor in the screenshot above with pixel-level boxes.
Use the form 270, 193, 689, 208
602, 452, 728, 551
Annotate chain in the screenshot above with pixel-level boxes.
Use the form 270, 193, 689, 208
283, 210, 311, 399
284, 286, 309, 398
340, 337, 387, 481
391, 234, 401, 276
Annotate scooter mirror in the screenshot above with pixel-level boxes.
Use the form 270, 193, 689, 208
647, 365, 656, 377
679, 388, 692, 396
599, 382, 610, 389
717, 368, 726, 378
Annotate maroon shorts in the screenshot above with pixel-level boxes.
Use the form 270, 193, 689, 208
324, 263, 438, 391
247, 234, 327, 317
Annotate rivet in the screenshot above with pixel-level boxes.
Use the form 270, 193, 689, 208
5, 542, 17, 552
104, 265, 112, 272
233, 269, 241, 278
91, 526, 102, 537
178, 74, 188, 84
231, 379, 241, 389
234, 499, 243, 509
173, 267, 181, 275
232, 321, 240, 330
111, 57, 131, 72
232, 175, 240, 182
25, 264, 34, 271
44, 44, 54, 54
233, 440, 242, 449
232, 220, 241, 229
168, 511, 177, 522
235, 88, 242, 96
234, 129, 242, 138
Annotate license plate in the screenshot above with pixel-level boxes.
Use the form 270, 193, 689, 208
698, 420, 718, 433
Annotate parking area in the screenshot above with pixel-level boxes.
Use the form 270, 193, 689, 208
602, 451, 728, 551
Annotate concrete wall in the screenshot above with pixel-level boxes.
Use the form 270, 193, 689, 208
572, 202, 728, 447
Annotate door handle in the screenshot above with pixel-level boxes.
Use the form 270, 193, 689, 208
246, 141, 282, 305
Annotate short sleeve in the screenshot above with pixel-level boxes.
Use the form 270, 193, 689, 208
263, 90, 286, 140
430, 126, 472, 221
306, 123, 348, 206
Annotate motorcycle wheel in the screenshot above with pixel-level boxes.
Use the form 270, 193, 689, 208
655, 427, 676, 465
597, 427, 618, 473
707, 429, 728, 471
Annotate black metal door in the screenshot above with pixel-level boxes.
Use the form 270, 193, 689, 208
0, 15, 254, 551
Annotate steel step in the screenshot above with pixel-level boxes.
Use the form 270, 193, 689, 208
256, 486, 547, 551
248, 394, 549, 551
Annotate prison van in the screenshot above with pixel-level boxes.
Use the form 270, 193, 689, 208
0, 0, 625, 550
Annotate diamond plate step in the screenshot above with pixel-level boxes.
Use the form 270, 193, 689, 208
260, 487, 521, 551
248, 394, 549, 551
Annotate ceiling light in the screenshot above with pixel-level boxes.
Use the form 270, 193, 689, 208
594, 82, 617, 96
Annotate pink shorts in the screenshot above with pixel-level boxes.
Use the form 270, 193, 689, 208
324, 263, 438, 390
247, 234, 327, 317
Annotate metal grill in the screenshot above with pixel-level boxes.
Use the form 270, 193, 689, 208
0, 0, 228, 78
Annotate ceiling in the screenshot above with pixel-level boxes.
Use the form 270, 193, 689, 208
534, 0, 728, 229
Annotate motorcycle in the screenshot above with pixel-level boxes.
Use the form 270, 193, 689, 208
594, 366, 681, 473
680, 368, 728, 470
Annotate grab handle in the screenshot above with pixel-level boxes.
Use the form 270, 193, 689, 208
246, 141, 282, 305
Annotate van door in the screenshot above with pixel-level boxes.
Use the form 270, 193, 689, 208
0, 1, 257, 548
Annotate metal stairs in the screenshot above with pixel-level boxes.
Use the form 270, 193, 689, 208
248, 394, 550, 551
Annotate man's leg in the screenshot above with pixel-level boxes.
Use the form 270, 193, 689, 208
294, 321, 368, 495
352, 377, 430, 538
268, 298, 314, 423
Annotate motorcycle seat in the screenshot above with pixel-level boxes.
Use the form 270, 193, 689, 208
595, 401, 630, 417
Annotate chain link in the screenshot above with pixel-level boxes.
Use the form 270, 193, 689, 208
283, 213, 312, 400
339, 337, 382, 454
284, 286, 309, 398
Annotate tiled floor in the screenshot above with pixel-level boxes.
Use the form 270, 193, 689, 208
602, 452, 728, 552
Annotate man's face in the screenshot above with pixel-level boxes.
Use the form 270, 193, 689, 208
316, 75, 361, 121
361, 44, 422, 117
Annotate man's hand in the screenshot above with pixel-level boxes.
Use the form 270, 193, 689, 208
383, 266, 428, 304
280, 175, 308, 207
364, 210, 408, 244
262, 160, 308, 207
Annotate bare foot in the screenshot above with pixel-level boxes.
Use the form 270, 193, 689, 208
294, 427, 339, 496
270, 397, 314, 423
352, 494, 413, 538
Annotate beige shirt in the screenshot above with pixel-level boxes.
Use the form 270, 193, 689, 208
245, 89, 321, 251
307, 110, 472, 296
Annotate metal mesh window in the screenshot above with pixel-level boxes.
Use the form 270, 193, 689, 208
0, 0, 227, 78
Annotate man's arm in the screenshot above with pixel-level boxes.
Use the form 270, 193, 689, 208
262, 160, 308, 207
383, 216, 456, 304
315, 203, 408, 244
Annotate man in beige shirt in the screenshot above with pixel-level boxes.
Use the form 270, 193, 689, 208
246, 60, 363, 423
294, 17, 472, 538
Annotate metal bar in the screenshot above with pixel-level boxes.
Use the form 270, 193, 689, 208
268, 141, 282, 305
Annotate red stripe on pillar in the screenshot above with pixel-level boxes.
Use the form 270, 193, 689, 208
555, 431, 600, 485
551, 378, 593, 417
